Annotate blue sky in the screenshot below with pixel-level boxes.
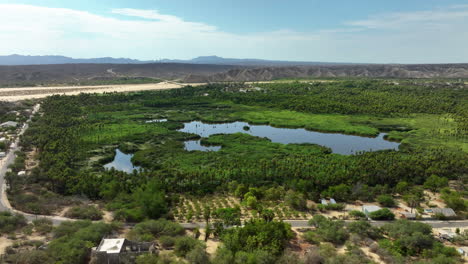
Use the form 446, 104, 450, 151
0, 0, 467, 63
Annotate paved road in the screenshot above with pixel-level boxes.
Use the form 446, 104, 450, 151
180, 219, 468, 229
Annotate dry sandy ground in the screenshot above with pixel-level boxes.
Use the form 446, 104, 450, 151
0, 237, 13, 255
0, 82, 204, 101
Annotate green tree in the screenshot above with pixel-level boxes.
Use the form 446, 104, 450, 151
377, 194, 397, 207
424, 175, 449, 192
134, 180, 168, 219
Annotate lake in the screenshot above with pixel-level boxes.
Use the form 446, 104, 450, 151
178, 121, 400, 155
103, 149, 141, 173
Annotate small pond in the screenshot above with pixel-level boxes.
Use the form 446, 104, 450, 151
183, 140, 222, 152
104, 149, 141, 173
178, 121, 400, 155
145, 119, 167, 123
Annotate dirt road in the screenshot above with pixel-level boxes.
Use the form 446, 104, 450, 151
0, 82, 204, 101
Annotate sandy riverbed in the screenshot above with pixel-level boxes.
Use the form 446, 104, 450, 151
0, 82, 204, 101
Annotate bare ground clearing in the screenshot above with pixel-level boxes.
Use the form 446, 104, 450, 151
0, 82, 205, 101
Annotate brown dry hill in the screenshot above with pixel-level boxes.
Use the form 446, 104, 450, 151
1, 63, 468, 87
184, 64, 468, 82
0, 63, 240, 86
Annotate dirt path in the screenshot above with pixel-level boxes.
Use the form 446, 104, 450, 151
0, 82, 205, 101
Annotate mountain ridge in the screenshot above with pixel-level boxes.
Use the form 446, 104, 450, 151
0, 54, 351, 66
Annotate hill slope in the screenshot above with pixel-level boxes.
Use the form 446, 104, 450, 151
184, 64, 468, 82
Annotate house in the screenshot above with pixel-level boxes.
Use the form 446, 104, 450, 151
92, 238, 157, 264
426, 208, 457, 218
330, 198, 337, 204
362, 205, 382, 216
0, 121, 18, 128
0, 152, 6, 158
18, 171, 26, 176
400, 212, 416, 219
321, 199, 328, 205
0, 137, 6, 143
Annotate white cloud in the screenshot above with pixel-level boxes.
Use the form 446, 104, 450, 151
0, 4, 467, 63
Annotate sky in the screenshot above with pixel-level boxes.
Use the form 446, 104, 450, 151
0, 0, 467, 63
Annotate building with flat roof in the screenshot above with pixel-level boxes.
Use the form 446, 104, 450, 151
362, 205, 382, 216
92, 238, 157, 264
426, 208, 457, 218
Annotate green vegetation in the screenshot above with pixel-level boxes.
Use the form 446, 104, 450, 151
220, 220, 293, 256
5, 79, 467, 263
15, 80, 466, 223
376, 194, 397, 207
0, 212, 27, 234
3, 221, 117, 264
369, 208, 395, 220
64, 205, 103, 220
380, 220, 460, 261
127, 219, 185, 242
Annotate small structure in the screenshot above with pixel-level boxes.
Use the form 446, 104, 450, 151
0, 152, 6, 158
457, 247, 468, 257
437, 229, 458, 241
426, 208, 457, 218
0, 137, 6, 142
400, 212, 416, 219
321, 199, 328, 205
92, 238, 157, 264
362, 205, 382, 216
330, 198, 337, 204
17, 171, 26, 176
0, 121, 18, 128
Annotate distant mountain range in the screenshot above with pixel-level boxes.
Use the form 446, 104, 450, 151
0, 54, 345, 66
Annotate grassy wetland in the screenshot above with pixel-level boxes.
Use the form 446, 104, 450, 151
5, 79, 467, 263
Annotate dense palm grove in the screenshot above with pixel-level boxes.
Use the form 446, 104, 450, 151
19, 81, 467, 213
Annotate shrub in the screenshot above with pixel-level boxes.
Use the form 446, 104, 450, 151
159, 235, 176, 249
221, 220, 293, 256
128, 219, 185, 242
48, 222, 115, 264
284, 190, 307, 211
174, 236, 202, 257
377, 195, 397, 207
348, 210, 366, 219
441, 191, 467, 212
308, 216, 349, 245
303, 231, 320, 244
0, 212, 27, 234
65, 205, 103, 220
114, 208, 145, 222
321, 184, 351, 202
186, 245, 209, 264
369, 208, 395, 220
318, 203, 346, 211
32, 218, 53, 234
214, 207, 241, 226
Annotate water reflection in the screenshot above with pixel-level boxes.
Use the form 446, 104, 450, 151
103, 149, 141, 173
178, 121, 400, 155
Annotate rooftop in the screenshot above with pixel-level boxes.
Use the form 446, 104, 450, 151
362, 205, 382, 213
96, 238, 125, 254
429, 208, 457, 217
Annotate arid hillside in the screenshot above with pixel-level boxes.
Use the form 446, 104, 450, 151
0, 63, 239, 86
1, 63, 468, 87
184, 64, 468, 82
